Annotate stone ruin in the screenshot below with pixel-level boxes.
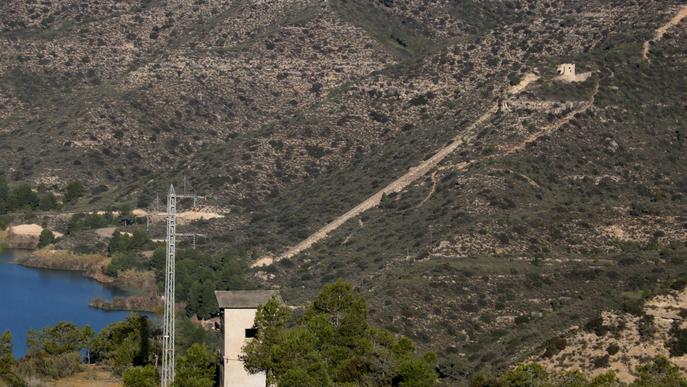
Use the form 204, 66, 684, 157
556, 63, 591, 83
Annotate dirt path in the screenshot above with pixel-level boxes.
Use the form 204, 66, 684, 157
418, 170, 441, 207
642, 4, 687, 61
498, 81, 599, 155
253, 75, 591, 267
508, 73, 539, 94
252, 104, 499, 267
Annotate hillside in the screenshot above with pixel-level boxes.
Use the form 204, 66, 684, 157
1, 0, 687, 383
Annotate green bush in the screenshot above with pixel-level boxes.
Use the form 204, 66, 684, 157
67, 213, 112, 233
123, 365, 158, 387
17, 351, 82, 379
37, 229, 55, 248
0, 177, 8, 214
632, 356, 687, 387
542, 336, 567, 358
91, 316, 152, 376
105, 253, 146, 276
584, 315, 608, 336
174, 343, 217, 387
607, 343, 620, 356
668, 321, 687, 357
38, 192, 58, 211
7, 183, 39, 212
0, 331, 26, 386
108, 230, 151, 254
63, 181, 85, 204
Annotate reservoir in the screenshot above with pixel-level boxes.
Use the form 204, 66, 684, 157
0, 249, 140, 357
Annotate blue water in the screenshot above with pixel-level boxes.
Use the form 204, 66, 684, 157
0, 249, 142, 358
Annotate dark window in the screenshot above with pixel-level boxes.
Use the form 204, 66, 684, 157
245, 328, 258, 338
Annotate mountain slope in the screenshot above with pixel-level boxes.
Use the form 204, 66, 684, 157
1, 0, 687, 382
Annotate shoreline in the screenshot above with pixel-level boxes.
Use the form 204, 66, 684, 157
6, 248, 160, 313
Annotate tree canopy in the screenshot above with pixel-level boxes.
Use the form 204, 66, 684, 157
0, 331, 26, 386
174, 343, 218, 387
63, 181, 85, 204
0, 178, 58, 215
241, 281, 437, 386
26, 321, 92, 356
91, 316, 154, 375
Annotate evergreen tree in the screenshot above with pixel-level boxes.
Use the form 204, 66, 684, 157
91, 316, 153, 375
242, 296, 291, 385
123, 365, 158, 387
174, 343, 217, 387
37, 229, 55, 248
63, 181, 85, 204
0, 331, 14, 376
38, 192, 58, 211
26, 321, 92, 355
0, 177, 9, 214
8, 183, 39, 211
0, 331, 25, 387
241, 281, 437, 386
188, 281, 213, 319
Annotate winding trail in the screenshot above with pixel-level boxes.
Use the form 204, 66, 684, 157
418, 170, 440, 207
253, 75, 596, 267
642, 4, 687, 62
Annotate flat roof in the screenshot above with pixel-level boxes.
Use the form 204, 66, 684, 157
214, 290, 280, 309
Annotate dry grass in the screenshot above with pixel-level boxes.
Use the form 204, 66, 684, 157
0, 229, 7, 250
19, 249, 108, 273
51, 366, 122, 387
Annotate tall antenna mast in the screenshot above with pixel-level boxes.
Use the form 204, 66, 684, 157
161, 185, 177, 387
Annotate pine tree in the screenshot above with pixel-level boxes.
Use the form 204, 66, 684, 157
174, 343, 217, 387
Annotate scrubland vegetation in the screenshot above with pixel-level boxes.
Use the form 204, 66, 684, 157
1, 0, 686, 384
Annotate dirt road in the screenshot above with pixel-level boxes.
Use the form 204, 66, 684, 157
252, 104, 498, 266
253, 74, 596, 267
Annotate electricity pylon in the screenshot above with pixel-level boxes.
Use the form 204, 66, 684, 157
160, 184, 206, 386
161, 185, 177, 387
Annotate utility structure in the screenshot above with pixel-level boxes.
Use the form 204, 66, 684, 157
161, 185, 206, 387
161, 185, 177, 387
177, 193, 206, 211
175, 232, 207, 250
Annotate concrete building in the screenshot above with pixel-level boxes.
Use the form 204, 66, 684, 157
214, 290, 279, 387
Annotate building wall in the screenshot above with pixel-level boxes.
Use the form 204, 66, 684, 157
557, 63, 575, 77
221, 308, 266, 387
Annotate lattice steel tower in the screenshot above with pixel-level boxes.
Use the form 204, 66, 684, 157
161, 185, 177, 387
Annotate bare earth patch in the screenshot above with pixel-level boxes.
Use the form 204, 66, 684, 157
538, 288, 687, 382
508, 73, 540, 94
52, 365, 122, 387
132, 208, 225, 224
95, 227, 133, 239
